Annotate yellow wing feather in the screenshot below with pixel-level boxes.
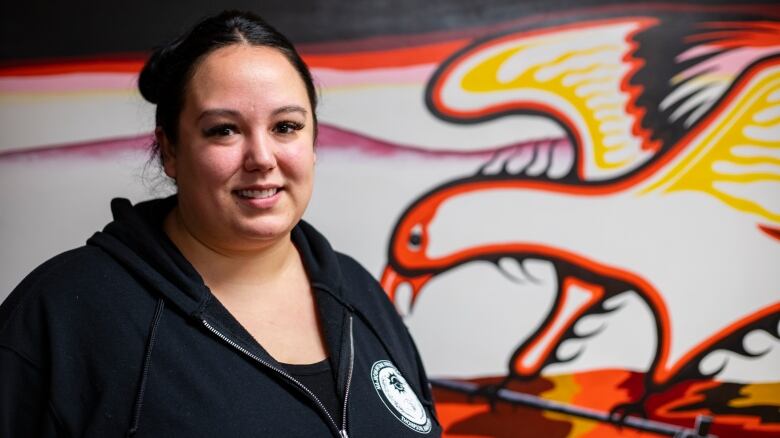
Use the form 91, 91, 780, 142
453, 19, 658, 179
642, 62, 780, 224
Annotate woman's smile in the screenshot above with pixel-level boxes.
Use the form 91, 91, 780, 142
234, 185, 284, 209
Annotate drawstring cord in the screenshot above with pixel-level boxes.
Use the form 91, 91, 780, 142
127, 298, 165, 437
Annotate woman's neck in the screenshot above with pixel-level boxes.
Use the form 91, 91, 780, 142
163, 207, 301, 296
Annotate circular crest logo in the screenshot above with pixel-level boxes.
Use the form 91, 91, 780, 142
370, 360, 431, 434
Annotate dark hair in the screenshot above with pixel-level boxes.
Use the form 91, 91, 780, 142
138, 10, 318, 163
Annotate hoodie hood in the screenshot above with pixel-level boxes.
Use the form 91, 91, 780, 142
87, 196, 208, 317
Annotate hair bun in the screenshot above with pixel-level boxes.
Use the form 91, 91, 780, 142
138, 48, 164, 104
138, 43, 180, 105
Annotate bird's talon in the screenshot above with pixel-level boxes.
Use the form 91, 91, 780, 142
609, 401, 647, 425
472, 378, 513, 412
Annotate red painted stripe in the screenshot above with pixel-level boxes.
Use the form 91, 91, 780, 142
302, 40, 470, 69
0, 58, 146, 76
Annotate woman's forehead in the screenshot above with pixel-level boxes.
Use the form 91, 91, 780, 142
185, 45, 311, 114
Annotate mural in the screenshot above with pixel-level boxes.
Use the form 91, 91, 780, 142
1, 3, 778, 438
379, 7, 780, 438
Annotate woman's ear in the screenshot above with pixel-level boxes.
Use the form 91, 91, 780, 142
156, 127, 177, 179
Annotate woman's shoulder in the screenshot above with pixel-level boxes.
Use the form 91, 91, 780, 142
0, 246, 115, 366
334, 251, 374, 282
332, 251, 436, 406
8, 246, 115, 295
1, 245, 137, 325
333, 251, 409, 334
334, 252, 391, 302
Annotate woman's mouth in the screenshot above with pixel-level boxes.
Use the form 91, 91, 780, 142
235, 188, 280, 199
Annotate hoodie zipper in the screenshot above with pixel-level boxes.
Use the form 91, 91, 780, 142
341, 316, 355, 438
202, 317, 354, 438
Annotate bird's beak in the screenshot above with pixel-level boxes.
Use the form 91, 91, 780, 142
380, 265, 433, 316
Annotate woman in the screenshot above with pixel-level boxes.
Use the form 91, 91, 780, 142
0, 11, 440, 437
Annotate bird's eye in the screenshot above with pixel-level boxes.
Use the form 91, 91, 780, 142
408, 225, 424, 251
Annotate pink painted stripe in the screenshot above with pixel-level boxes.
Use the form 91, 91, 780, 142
0, 72, 139, 93
317, 124, 568, 159
677, 46, 780, 81
0, 65, 434, 94
0, 133, 153, 161
312, 64, 436, 87
676, 44, 721, 63
0, 123, 570, 162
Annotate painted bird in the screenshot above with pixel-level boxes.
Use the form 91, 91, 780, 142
382, 10, 780, 418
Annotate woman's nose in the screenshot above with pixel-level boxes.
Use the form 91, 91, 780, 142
244, 134, 277, 172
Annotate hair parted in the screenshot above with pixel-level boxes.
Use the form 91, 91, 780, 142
138, 10, 318, 165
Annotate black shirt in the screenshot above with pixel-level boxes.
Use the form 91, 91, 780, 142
282, 359, 341, 423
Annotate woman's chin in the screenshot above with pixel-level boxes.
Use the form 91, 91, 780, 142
232, 218, 297, 244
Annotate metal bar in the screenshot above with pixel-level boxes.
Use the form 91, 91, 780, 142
431, 379, 717, 438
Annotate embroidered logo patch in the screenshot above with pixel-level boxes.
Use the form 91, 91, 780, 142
371, 360, 431, 434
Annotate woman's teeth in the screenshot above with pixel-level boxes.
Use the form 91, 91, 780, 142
236, 188, 278, 199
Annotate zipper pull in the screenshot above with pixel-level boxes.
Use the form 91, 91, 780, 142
340, 429, 349, 438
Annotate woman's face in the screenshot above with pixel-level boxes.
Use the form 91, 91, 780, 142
162, 44, 316, 251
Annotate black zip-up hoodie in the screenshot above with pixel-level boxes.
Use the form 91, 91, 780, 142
0, 197, 441, 437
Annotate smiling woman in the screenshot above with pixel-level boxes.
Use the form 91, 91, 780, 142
0, 10, 440, 438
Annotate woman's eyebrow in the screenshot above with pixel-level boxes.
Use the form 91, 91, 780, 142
272, 105, 308, 116
197, 108, 240, 121
196, 106, 307, 121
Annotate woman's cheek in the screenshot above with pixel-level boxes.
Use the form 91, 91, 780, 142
202, 148, 245, 180
279, 147, 314, 175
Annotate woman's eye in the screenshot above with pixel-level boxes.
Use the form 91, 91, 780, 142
203, 124, 238, 137
274, 121, 304, 134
